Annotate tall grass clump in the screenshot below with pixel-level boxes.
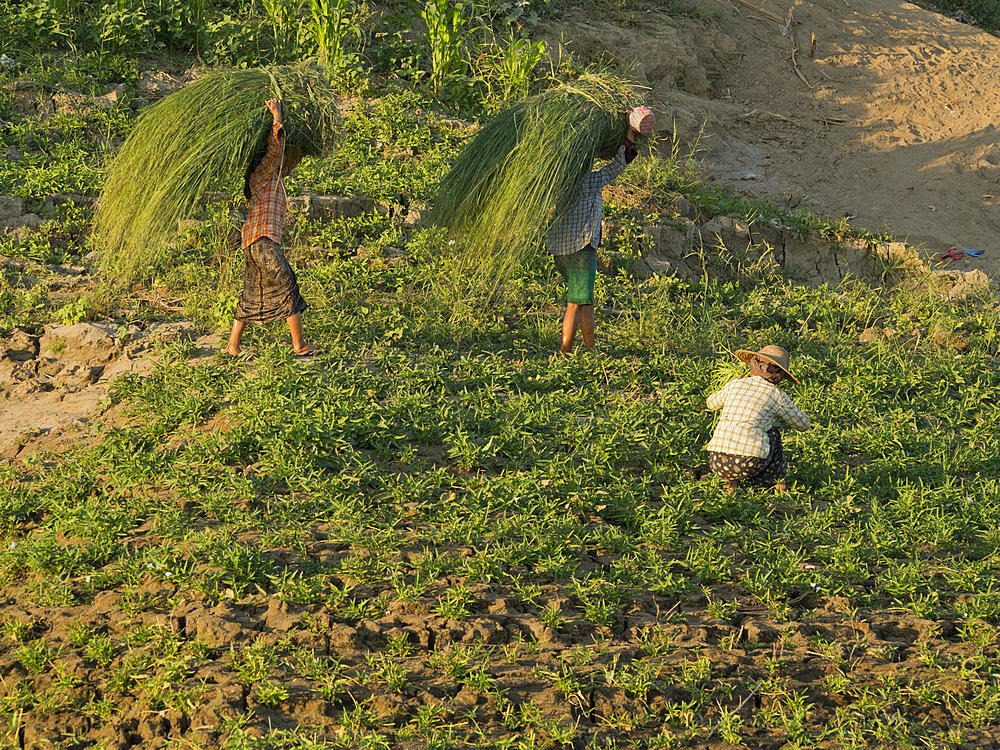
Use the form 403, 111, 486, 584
432, 72, 644, 307
93, 65, 340, 289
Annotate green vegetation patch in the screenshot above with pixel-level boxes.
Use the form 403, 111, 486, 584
2, 6, 1000, 746
3, 237, 1000, 745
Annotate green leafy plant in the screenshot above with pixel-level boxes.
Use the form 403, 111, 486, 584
420, 0, 476, 92
54, 297, 89, 325
540, 602, 565, 630
303, 0, 354, 68
477, 33, 548, 103
261, 0, 298, 59
98, 0, 154, 52
435, 583, 473, 619
255, 680, 289, 706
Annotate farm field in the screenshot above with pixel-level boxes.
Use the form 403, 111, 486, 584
3, 0, 1000, 747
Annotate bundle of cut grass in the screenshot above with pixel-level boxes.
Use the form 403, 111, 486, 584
93, 65, 339, 288
433, 73, 644, 302
710, 352, 748, 392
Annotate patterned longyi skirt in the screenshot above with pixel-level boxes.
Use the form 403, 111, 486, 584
235, 237, 308, 324
708, 428, 787, 487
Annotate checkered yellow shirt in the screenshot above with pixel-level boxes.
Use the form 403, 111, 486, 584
242, 123, 289, 250
705, 375, 810, 458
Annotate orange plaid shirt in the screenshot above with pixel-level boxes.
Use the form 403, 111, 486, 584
241, 123, 289, 249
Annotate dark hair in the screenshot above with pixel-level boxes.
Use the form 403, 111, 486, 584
243, 147, 268, 201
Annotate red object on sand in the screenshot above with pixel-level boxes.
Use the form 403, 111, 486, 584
629, 106, 655, 135
940, 247, 964, 261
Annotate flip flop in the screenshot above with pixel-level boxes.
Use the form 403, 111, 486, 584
293, 345, 321, 358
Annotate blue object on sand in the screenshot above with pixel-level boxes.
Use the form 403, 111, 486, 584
963, 248, 985, 257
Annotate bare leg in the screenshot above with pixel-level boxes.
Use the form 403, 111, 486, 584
226, 319, 246, 356
560, 303, 580, 354
579, 304, 595, 352
286, 312, 308, 353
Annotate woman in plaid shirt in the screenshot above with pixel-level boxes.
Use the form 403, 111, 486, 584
225, 98, 318, 359
705, 345, 811, 492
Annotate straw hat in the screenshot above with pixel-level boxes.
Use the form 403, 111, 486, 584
735, 344, 800, 384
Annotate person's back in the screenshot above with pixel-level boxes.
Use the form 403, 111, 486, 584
706, 375, 808, 458
705, 345, 810, 492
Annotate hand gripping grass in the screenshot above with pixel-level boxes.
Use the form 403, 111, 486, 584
432, 73, 644, 304
93, 65, 340, 289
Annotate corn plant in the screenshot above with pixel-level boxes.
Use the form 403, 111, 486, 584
302, 0, 354, 68
478, 32, 549, 102
420, 0, 476, 92
261, 0, 298, 59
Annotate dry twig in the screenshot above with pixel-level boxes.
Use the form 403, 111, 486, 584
785, 7, 813, 89
728, 0, 784, 23
738, 109, 806, 126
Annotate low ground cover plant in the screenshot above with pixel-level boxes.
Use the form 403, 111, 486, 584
2, 5, 1000, 747
4, 198, 1000, 746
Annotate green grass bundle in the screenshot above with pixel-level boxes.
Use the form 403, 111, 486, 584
710, 353, 747, 392
433, 73, 644, 302
93, 65, 339, 288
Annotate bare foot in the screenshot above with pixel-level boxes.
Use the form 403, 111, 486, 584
774, 482, 787, 493
225, 347, 240, 357
724, 481, 738, 494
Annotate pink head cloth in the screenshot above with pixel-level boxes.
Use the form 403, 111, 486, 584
628, 106, 655, 135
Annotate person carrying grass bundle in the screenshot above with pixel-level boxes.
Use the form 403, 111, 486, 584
225, 98, 319, 359
547, 121, 642, 355
705, 345, 811, 493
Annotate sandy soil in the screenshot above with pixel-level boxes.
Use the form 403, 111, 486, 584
0, 321, 218, 461
551, 0, 1000, 278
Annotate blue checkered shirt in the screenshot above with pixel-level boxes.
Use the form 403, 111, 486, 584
546, 143, 633, 256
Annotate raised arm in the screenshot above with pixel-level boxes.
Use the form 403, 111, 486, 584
267, 97, 283, 128
250, 98, 286, 186
588, 125, 640, 188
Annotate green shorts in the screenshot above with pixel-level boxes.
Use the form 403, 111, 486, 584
553, 245, 597, 305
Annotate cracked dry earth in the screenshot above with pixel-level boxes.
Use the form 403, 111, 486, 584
2, 533, 1000, 749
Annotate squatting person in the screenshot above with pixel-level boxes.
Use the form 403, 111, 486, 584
225, 98, 319, 359
546, 116, 645, 355
705, 345, 811, 492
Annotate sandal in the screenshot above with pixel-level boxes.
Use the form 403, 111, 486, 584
293, 345, 321, 358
